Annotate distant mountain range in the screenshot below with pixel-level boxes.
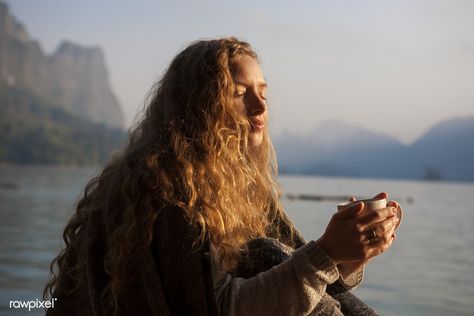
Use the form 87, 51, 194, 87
0, 1, 126, 165
274, 117, 474, 182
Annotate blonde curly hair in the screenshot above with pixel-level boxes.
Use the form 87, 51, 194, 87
44, 37, 297, 315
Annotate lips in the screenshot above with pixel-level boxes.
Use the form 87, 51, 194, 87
251, 118, 265, 131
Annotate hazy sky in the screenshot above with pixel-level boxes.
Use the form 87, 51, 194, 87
5, 0, 474, 144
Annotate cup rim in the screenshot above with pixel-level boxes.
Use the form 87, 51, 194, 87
337, 197, 387, 209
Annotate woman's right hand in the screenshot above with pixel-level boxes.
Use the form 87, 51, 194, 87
317, 201, 398, 265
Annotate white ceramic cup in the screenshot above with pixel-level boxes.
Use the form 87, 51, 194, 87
337, 198, 403, 229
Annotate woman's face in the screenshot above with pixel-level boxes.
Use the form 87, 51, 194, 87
230, 55, 268, 147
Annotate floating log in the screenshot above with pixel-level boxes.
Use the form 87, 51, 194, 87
284, 194, 351, 202
284, 194, 414, 204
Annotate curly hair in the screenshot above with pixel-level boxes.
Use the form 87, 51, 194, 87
43, 37, 297, 315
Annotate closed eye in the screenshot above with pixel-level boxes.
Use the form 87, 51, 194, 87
234, 90, 246, 98
233, 88, 267, 100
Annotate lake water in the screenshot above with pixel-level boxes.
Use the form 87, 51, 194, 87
0, 165, 473, 315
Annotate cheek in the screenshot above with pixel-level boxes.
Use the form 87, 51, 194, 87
234, 100, 246, 115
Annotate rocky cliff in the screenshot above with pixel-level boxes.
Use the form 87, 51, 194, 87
0, 1, 124, 128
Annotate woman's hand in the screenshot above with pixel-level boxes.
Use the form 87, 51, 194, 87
337, 193, 400, 277
317, 192, 399, 266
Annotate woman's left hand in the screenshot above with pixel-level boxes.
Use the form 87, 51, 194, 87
336, 192, 399, 278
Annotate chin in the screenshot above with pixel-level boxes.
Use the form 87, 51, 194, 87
249, 133, 264, 147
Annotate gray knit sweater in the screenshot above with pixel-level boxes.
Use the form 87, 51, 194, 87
211, 240, 364, 315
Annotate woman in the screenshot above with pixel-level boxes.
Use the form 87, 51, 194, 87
44, 37, 400, 315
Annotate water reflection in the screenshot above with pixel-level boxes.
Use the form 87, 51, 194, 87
1, 166, 473, 315
0, 165, 98, 315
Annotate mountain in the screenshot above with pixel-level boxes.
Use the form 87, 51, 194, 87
0, 82, 126, 164
0, 1, 126, 165
0, 1, 123, 128
408, 116, 474, 181
274, 117, 474, 182
275, 120, 407, 178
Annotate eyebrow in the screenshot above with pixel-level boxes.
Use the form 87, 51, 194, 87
234, 80, 268, 88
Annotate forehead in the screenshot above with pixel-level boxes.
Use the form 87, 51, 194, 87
230, 55, 265, 84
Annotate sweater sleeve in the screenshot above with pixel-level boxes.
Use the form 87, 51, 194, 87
336, 266, 365, 290
212, 240, 342, 316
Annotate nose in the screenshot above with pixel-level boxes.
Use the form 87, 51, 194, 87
247, 90, 266, 115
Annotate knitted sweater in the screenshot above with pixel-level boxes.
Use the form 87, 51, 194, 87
211, 239, 364, 315
46, 204, 367, 315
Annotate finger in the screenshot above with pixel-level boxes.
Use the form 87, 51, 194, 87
367, 216, 399, 236
367, 232, 394, 255
380, 235, 394, 255
379, 229, 395, 248
349, 196, 356, 202
372, 192, 388, 200
387, 200, 399, 208
357, 206, 397, 228
364, 237, 386, 259
362, 227, 378, 242
333, 202, 364, 220
387, 201, 403, 228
